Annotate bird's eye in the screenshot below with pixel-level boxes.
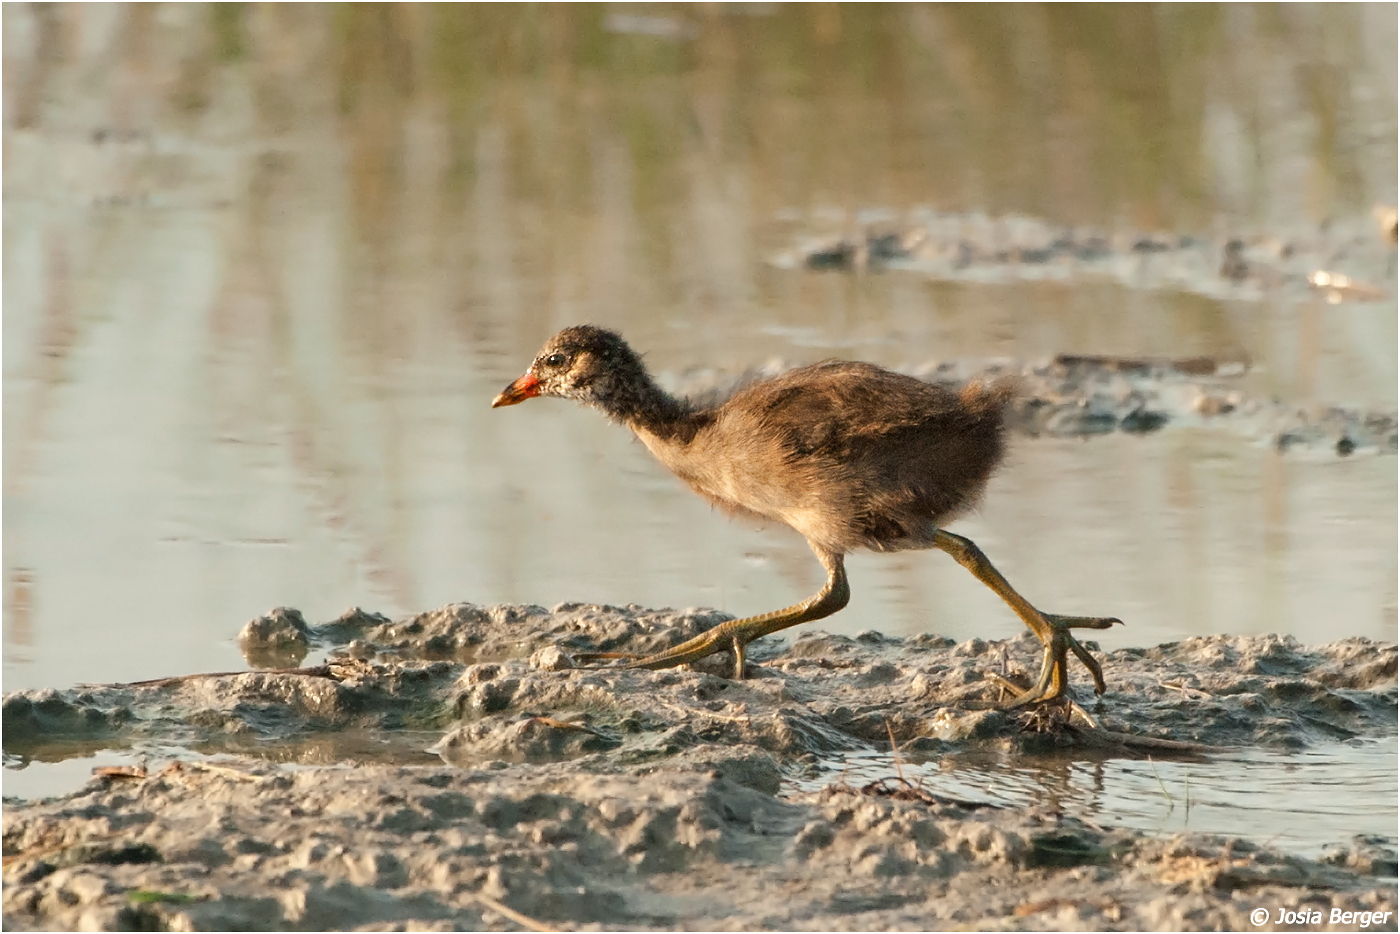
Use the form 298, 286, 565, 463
543, 353, 568, 368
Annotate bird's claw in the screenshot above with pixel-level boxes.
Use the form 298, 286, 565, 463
994, 613, 1118, 711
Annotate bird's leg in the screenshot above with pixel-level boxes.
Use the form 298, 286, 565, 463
622, 546, 849, 679
931, 530, 1120, 708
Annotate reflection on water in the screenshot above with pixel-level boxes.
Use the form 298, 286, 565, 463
8, 735, 1393, 861
804, 739, 1399, 857
3, 749, 146, 803
4, 5, 1395, 697
1, 730, 443, 803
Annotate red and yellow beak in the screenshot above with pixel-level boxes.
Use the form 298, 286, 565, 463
491, 371, 542, 408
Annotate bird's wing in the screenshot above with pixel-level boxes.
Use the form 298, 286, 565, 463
731, 362, 975, 460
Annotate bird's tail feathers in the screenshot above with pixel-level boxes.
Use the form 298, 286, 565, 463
958, 375, 1020, 419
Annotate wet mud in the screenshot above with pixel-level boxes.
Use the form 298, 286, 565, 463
5, 602, 1396, 931
776, 210, 1395, 307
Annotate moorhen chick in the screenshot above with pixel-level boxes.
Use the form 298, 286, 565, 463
492, 326, 1121, 708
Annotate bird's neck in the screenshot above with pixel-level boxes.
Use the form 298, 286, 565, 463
587, 367, 691, 437
625, 390, 712, 474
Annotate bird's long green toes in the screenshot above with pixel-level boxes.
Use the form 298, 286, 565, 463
579, 599, 1120, 715
569, 632, 746, 676
616, 559, 848, 680
623, 619, 760, 679
593, 608, 1119, 711
997, 612, 1119, 708
625, 627, 741, 674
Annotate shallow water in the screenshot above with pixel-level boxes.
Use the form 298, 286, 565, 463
6, 5, 1396, 694
8, 731, 1393, 861
805, 739, 1399, 858
5, 386, 1394, 691
1, 731, 444, 803
3, 5, 1396, 853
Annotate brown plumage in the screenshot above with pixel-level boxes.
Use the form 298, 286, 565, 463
493, 325, 1120, 709
644, 361, 1012, 556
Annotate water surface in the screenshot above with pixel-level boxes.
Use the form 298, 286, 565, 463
4, 5, 1395, 843
804, 739, 1399, 858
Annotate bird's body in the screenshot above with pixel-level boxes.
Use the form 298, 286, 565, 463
629, 361, 1009, 556
493, 325, 1120, 709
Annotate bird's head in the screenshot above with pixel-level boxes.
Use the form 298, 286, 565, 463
491, 325, 647, 414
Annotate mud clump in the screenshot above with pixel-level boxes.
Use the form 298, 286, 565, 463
238, 607, 312, 668
3, 602, 1396, 931
2, 690, 128, 744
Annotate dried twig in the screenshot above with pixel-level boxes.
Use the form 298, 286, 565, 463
655, 699, 750, 724
1159, 680, 1213, 698
92, 765, 148, 782
884, 719, 905, 785
1087, 730, 1228, 755
1147, 756, 1175, 811
470, 892, 560, 933
92, 665, 336, 689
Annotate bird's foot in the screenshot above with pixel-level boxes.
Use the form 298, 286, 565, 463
624, 626, 750, 679
570, 625, 750, 679
572, 570, 843, 680
988, 674, 1102, 731
993, 612, 1120, 712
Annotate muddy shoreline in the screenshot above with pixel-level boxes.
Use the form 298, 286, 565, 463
773, 209, 1395, 308
4, 600, 1396, 931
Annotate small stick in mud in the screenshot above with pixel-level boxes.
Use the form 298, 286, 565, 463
92, 765, 148, 782
94, 664, 338, 689
1148, 756, 1176, 812
824, 717, 1003, 811
884, 718, 907, 785
469, 892, 559, 933
1159, 680, 1214, 698
493, 326, 1123, 712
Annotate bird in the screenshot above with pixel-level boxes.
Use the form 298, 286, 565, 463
492, 325, 1121, 708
